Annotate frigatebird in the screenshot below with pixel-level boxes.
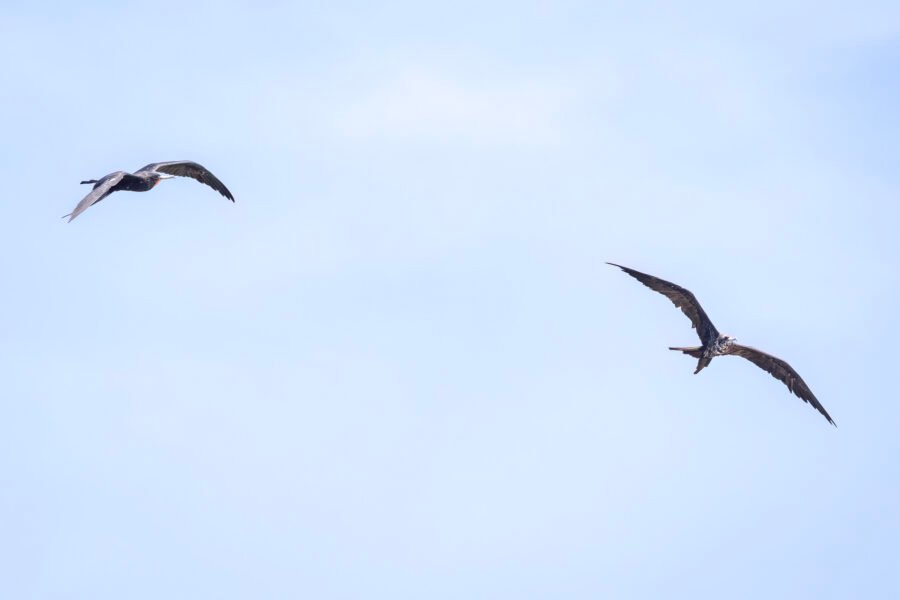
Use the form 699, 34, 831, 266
607, 262, 835, 426
64, 161, 234, 222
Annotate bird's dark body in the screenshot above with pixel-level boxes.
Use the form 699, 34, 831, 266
607, 262, 835, 426
109, 173, 157, 192
86, 172, 158, 193
66, 161, 234, 222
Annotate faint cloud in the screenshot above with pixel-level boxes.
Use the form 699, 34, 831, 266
337, 69, 576, 146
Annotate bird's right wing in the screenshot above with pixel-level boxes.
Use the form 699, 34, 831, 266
724, 343, 835, 426
138, 161, 234, 201
607, 263, 720, 346
64, 172, 126, 222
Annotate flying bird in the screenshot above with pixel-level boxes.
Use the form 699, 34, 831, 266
64, 161, 234, 222
607, 262, 835, 426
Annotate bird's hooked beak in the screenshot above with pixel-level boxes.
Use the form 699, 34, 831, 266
152, 174, 176, 188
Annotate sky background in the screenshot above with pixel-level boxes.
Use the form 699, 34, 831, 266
2, 1, 899, 598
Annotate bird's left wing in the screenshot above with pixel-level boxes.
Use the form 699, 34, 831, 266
138, 161, 234, 201
607, 263, 720, 346
64, 172, 126, 222
724, 343, 835, 426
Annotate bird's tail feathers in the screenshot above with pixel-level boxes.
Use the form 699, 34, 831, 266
80, 179, 97, 185
693, 357, 711, 374
668, 346, 703, 358
669, 346, 711, 374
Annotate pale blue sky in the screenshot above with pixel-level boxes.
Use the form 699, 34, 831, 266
2, 2, 899, 598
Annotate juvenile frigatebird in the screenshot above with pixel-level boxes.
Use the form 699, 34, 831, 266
607, 262, 835, 426
64, 161, 234, 222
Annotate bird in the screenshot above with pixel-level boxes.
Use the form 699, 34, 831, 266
607, 262, 835, 426
64, 161, 234, 222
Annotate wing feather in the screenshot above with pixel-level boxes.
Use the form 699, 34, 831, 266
138, 161, 234, 201
607, 263, 719, 346
724, 343, 835, 426
64, 172, 127, 222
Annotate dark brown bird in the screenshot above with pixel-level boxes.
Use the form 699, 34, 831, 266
64, 161, 234, 222
608, 262, 835, 426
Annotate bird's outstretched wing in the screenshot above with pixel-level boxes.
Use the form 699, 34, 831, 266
607, 263, 719, 346
64, 172, 127, 222
723, 343, 835, 426
138, 161, 234, 201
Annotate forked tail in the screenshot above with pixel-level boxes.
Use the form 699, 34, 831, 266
669, 346, 711, 374
669, 346, 702, 357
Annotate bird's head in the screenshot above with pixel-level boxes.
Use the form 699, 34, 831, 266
151, 174, 175, 188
